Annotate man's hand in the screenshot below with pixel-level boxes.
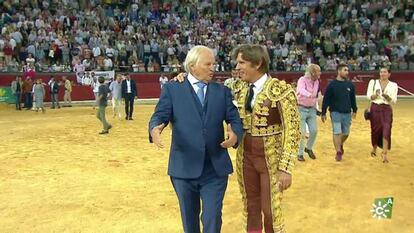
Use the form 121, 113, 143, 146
352, 112, 356, 119
172, 73, 186, 83
321, 115, 326, 123
220, 124, 237, 148
277, 170, 292, 192
151, 123, 166, 149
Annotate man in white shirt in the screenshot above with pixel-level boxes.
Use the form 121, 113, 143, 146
103, 56, 113, 71
74, 61, 85, 84
109, 74, 123, 119
92, 46, 101, 57
159, 74, 169, 89
91, 72, 100, 109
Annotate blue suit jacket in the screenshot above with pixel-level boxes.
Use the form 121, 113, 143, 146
149, 79, 243, 179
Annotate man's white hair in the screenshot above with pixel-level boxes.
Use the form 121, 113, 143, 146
183, 45, 213, 73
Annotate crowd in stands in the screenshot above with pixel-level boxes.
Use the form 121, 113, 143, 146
0, 0, 414, 74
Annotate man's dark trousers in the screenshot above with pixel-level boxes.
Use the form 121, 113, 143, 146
171, 158, 228, 233
24, 92, 32, 109
15, 92, 21, 109
124, 93, 134, 118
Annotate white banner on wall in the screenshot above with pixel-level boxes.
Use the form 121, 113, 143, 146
93, 70, 115, 81
81, 70, 115, 86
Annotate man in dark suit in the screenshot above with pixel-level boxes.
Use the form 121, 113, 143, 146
48, 76, 60, 109
11, 76, 23, 110
121, 73, 137, 120
149, 46, 243, 233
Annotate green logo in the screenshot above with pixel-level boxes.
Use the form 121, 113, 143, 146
0, 88, 5, 97
371, 197, 393, 219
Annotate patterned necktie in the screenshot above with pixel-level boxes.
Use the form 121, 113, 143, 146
245, 84, 255, 112
195, 82, 207, 106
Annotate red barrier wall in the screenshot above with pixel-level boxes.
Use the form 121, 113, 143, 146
1, 72, 413, 101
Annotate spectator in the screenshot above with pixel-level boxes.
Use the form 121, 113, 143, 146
25, 53, 35, 67
62, 76, 72, 107
109, 74, 123, 120
48, 76, 60, 109
33, 79, 45, 113
1, 1, 413, 72
103, 56, 113, 71
74, 60, 85, 84
11, 76, 23, 110
22, 77, 33, 110
91, 72, 100, 109
159, 73, 168, 89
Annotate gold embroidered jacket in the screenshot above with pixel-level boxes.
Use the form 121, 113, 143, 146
226, 77, 300, 173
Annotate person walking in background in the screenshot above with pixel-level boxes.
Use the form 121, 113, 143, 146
121, 73, 137, 120
296, 64, 321, 161
81, 71, 93, 86
92, 74, 100, 109
366, 67, 398, 163
48, 76, 60, 109
223, 68, 240, 86
223, 68, 240, 97
11, 76, 23, 110
96, 76, 112, 134
22, 76, 33, 110
109, 74, 123, 119
33, 79, 45, 112
321, 64, 357, 162
62, 76, 72, 107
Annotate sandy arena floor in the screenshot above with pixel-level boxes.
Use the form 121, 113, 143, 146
0, 100, 413, 233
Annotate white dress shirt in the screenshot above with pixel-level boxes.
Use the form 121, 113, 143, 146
93, 81, 100, 93
247, 73, 269, 109
126, 79, 131, 93
366, 79, 398, 104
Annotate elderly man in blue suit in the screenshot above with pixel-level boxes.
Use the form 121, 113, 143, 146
149, 45, 243, 233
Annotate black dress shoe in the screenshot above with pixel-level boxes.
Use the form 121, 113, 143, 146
128, 117, 133, 120
305, 148, 316, 159
125, 116, 129, 120
298, 155, 305, 162
99, 130, 109, 134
